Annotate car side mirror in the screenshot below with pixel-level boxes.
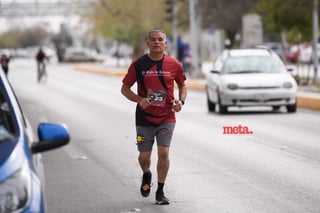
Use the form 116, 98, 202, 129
31, 123, 70, 154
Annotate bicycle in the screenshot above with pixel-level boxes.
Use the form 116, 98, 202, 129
37, 61, 47, 83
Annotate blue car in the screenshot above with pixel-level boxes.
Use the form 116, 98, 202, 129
0, 71, 70, 212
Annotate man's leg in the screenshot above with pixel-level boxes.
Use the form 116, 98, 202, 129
157, 146, 169, 183
136, 125, 155, 198
43, 62, 46, 75
156, 145, 170, 204
155, 122, 175, 205
139, 151, 152, 197
37, 62, 41, 81
3, 66, 8, 75
139, 151, 151, 173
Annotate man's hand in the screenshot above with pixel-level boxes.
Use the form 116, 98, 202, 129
138, 98, 152, 110
172, 100, 183, 112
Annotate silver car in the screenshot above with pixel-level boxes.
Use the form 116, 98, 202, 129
206, 47, 297, 113
63, 47, 105, 63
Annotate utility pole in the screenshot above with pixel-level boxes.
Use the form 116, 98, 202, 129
313, 0, 318, 83
165, 0, 177, 58
172, 0, 178, 59
165, 0, 177, 57
189, 0, 202, 77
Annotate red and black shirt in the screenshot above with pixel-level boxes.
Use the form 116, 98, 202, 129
122, 54, 186, 126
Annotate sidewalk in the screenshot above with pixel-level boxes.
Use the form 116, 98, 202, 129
75, 63, 320, 111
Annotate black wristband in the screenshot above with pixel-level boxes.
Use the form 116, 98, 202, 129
180, 100, 185, 105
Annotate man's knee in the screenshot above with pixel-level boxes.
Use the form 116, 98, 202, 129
158, 146, 169, 160
139, 151, 151, 161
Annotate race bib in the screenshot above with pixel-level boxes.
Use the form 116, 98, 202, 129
147, 89, 167, 106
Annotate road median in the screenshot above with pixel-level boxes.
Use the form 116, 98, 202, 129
75, 64, 320, 111
75, 64, 127, 77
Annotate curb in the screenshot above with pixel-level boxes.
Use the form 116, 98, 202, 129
297, 94, 320, 111
75, 64, 126, 77
75, 64, 320, 112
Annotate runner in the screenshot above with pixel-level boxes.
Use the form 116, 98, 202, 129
121, 28, 187, 205
0, 53, 10, 76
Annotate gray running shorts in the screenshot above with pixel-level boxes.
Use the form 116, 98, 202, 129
136, 122, 176, 152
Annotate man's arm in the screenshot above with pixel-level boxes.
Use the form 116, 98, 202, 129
178, 83, 187, 104
121, 83, 151, 110
121, 83, 141, 103
172, 83, 187, 112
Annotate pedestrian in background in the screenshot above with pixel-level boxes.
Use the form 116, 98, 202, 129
0, 53, 10, 76
121, 28, 187, 205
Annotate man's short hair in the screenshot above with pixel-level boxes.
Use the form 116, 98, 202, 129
147, 28, 166, 41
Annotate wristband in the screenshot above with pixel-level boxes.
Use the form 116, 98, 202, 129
180, 100, 185, 105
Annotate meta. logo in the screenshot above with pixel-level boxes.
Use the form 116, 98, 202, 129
223, 125, 253, 134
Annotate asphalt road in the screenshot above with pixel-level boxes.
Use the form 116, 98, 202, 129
8, 59, 320, 213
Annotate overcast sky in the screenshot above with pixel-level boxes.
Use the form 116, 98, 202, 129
1, 0, 68, 3
0, 0, 83, 33
0, 15, 82, 33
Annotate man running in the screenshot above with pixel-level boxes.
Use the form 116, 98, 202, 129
121, 28, 187, 205
0, 53, 10, 76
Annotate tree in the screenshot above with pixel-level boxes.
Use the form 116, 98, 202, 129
200, 0, 260, 47
87, 0, 172, 58
0, 29, 20, 48
20, 26, 52, 47
194, 0, 316, 46
253, 0, 314, 43
0, 26, 52, 48
83, 0, 318, 54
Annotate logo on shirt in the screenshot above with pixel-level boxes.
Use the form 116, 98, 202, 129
141, 70, 170, 77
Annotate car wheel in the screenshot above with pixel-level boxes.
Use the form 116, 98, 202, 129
286, 102, 297, 113
272, 106, 281, 111
206, 90, 216, 112
218, 105, 228, 114
218, 95, 228, 114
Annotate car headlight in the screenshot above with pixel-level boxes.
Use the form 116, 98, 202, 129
0, 161, 31, 213
283, 82, 293, 89
227, 83, 239, 90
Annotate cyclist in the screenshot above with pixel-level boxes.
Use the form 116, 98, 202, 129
35, 47, 47, 82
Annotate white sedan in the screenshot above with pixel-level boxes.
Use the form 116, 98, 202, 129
206, 48, 297, 113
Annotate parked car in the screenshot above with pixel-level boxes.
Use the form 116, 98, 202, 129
298, 43, 312, 63
285, 44, 300, 63
0, 69, 70, 212
298, 43, 320, 63
262, 42, 287, 60
63, 47, 105, 63
206, 47, 297, 113
284, 42, 320, 63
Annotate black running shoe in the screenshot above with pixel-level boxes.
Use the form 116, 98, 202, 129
140, 171, 152, 197
155, 192, 170, 205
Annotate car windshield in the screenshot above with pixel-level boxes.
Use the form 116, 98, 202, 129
0, 88, 18, 142
222, 56, 286, 74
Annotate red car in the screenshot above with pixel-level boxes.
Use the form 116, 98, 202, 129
285, 44, 299, 63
